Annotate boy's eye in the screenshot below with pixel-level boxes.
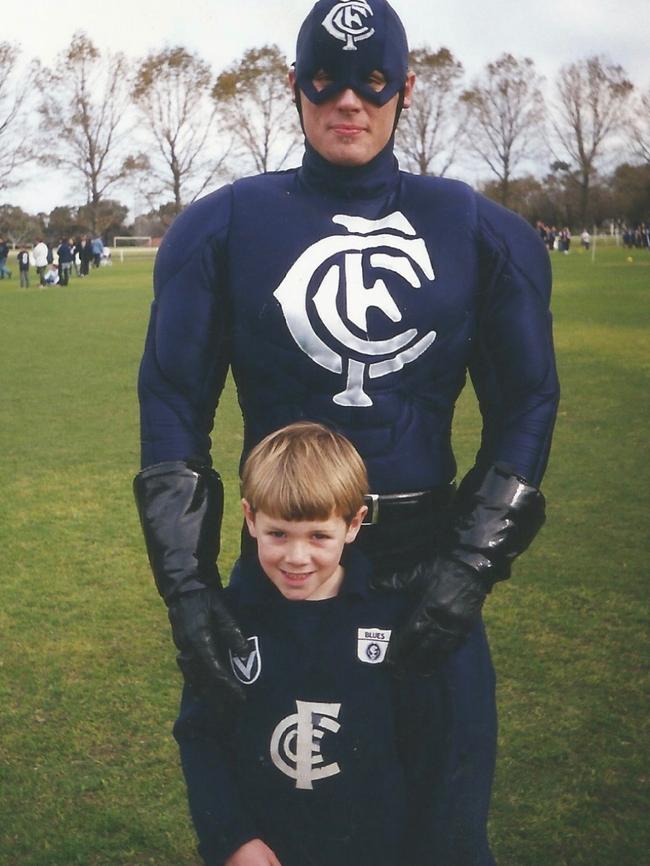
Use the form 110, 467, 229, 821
268, 530, 285, 538
313, 532, 331, 540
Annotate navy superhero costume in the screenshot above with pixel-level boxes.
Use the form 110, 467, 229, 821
139, 141, 558, 488
136, 139, 559, 866
174, 547, 496, 866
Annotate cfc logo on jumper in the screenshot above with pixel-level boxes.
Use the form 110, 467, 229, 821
270, 701, 342, 790
274, 212, 436, 407
322, 1, 375, 51
357, 627, 391, 663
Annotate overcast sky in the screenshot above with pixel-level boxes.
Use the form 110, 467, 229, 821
6, 0, 650, 215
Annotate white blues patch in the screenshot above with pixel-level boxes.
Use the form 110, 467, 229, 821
357, 627, 391, 664
229, 635, 261, 684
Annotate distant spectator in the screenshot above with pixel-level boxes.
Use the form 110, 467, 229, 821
546, 226, 556, 252
634, 224, 649, 248
57, 238, 74, 286
43, 263, 60, 286
0, 236, 11, 279
78, 235, 92, 277
32, 238, 49, 286
580, 229, 591, 251
72, 237, 81, 276
17, 246, 30, 288
559, 227, 571, 254
91, 236, 103, 268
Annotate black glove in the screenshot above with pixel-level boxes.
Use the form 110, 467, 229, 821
169, 588, 248, 705
133, 461, 249, 702
388, 464, 545, 672
388, 557, 487, 673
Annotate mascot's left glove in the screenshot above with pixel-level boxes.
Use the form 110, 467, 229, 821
388, 463, 546, 672
133, 461, 249, 703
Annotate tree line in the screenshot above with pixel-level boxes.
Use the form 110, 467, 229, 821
0, 33, 648, 243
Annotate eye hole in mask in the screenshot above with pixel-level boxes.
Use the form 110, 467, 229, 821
312, 68, 388, 96
304, 67, 395, 107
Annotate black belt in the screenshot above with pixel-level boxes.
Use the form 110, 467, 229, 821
362, 484, 454, 526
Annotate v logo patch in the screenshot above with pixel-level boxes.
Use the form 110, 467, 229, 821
229, 636, 262, 685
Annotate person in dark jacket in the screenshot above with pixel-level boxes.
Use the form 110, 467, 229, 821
78, 235, 92, 276
57, 238, 74, 286
175, 422, 467, 866
17, 246, 30, 288
0, 237, 11, 279
134, 3, 559, 863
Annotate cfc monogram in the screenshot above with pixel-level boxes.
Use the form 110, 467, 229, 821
322, 1, 375, 51
270, 701, 342, 790
274, 212, 436, 407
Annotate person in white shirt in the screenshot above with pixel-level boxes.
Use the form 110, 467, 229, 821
32, 239, 49, 287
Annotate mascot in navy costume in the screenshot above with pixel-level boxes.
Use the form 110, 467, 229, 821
134, 1, 559, 862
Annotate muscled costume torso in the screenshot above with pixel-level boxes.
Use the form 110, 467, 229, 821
139, 142, 557, 489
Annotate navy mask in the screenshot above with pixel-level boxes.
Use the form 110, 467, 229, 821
295, 0, 409, 106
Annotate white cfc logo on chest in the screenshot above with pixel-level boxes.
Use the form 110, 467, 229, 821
273, 212, 436, 407
270, 700, 342, 790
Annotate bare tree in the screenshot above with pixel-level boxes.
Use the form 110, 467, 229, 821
552, 55, 633, 224
212, 45, 300, 174
462, 54, 546, 207
395, 47, 466, 177
37, 32, 140, 235
133, 46, 229, 215
630, 86, 650, 165
0, 43, 37, 192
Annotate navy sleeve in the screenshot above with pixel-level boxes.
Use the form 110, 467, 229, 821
138, 186, 234, 468
174, 686, 258, 866
469, 194, 560, 485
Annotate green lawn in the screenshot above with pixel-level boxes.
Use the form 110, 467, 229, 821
1, 246, 648, 865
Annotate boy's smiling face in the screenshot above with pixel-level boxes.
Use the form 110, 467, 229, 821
242, 502, 365, 601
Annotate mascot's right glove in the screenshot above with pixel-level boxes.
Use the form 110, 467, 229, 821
133, 461, 249, 705
389, 556, 489, 672
388, 463, 546, 672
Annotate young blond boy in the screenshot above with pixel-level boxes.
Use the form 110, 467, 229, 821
174, 422, 447, 866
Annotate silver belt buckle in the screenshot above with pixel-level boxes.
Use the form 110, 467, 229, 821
362, 494, 379, 526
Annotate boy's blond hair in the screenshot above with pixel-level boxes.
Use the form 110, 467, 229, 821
241, 422, 368, 523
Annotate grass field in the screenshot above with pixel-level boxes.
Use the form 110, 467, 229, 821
1, 245, 648, 866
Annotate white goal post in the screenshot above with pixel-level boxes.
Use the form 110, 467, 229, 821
113, 236, 152, 247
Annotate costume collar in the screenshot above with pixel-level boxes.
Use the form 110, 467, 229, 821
298, 139, 400, 199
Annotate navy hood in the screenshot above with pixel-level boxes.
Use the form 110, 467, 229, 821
295, 0, 409, 106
